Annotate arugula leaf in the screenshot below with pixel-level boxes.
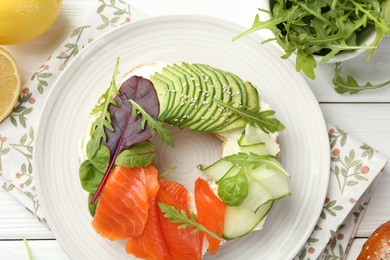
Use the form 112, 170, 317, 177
224, 152, 290, 177
296, 49, 316, 80
89, 58, 120, 157
115, 141, 156, 168
158, 202, 222, 240
130, 100, 174, 147
214, 100, 285, 134
217, 168, 249, 206
333, 63, 390, 94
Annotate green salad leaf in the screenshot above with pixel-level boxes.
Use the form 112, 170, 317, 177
158, 202, 222, 240
217, 168, 249, 206
115, 141, 156, 168
333, 63, 390, 94
214, 100, 285, 134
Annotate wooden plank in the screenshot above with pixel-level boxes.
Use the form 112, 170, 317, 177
0, 237, 369, 259
321, 104, 390, 237
0, 240, 69, 260
0, 189, 53, 239
346, 238, 366, 260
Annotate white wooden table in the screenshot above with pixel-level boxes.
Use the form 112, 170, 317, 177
1, 1, 389, 259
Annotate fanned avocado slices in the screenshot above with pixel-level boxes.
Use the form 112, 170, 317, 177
154, 62, 259, 132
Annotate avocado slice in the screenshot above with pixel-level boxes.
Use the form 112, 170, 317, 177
173, 63, 205, 128
150, 74, 171, 121
163, 64, 195, 126
226, 71, 248, 107
178, 63, 214, 130
196, 64, 234, 131
152, 72, 176, 120
243, 81, 259, 107
188, 63, 224, 130
161, 66, 188, 124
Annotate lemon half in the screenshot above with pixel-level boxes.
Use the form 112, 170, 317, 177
0, 47, 22, 123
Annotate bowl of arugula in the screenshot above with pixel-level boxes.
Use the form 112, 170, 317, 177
234, 0, 390, 79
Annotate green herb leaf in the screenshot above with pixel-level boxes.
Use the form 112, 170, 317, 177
88, 193, 99, 217
217, 168, 249, 206
115, 141, 156, 168
333, 63, 390, 94
79, 160, 103, 216
89, 58, 120, 157
214, 100, 285, 134
87, 142, 110, 172
130, 100, 174, 147
296, 49, 316, 80
157, 202, 221, 240
23, 239, 33, 260
79, 160, 104, 193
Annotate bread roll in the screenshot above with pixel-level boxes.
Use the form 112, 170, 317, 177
357, 221, 390, 260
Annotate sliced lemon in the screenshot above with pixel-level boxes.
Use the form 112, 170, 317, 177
0, 47, 22, 123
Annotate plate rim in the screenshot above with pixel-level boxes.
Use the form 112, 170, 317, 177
34, 14, 330, 259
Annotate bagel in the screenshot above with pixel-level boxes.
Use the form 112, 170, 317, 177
357, 221, 390, 260
79, 61, 291, 258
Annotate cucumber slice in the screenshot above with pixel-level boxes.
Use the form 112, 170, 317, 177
223, 201, 273, 239
199, 158, 234, 182
249, 165, 291, 200
242, 175, 273, 213
239, 143, 269, 156
243, 125, 280, 156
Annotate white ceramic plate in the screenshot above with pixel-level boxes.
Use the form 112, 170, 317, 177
34, 16, 329, 260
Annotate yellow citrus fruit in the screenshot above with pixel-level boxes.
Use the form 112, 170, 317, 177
0, 0, 62, 44
0, 47, 22, 123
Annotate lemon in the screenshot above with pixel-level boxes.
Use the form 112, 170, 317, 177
0, 0, 62, 44
0, 47, 22, 123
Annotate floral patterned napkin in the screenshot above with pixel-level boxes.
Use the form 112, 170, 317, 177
0, 0, 388, 258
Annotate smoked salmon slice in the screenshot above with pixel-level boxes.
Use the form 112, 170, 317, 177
157, 179, 204, 260
126, 165, 171, 260
127, 178, 203, 260
92, 166, 150, 240
195, 178, 226, 255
